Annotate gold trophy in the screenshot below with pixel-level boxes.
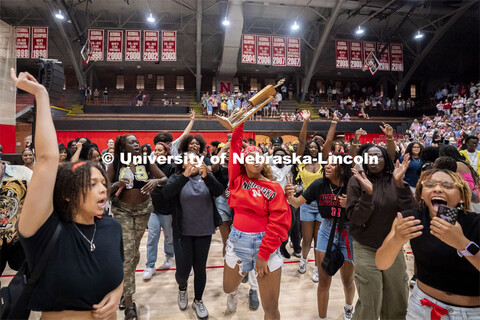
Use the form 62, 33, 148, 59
216, 78, 285, 131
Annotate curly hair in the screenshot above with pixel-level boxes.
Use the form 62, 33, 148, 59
153, 131, 173, 145
179, 134, 206, 154
415, 168, 471, 212
53, 161, 109, 222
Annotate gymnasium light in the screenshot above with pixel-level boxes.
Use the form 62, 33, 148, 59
55, 10, 65, 20
355, 26, 364, 35
414, 30, 424, 40
291, 21, 299, 31
222, 17, 230, 26
147, 13, 155, 23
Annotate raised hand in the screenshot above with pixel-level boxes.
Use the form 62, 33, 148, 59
380, 122, 394, 138
301, 110, 311, 122
393, 153, 410, 187
10, 68, 46, 96
199, 161, 208, 178
393, 212, 423, 244
190, 109, 195, 121
351, 168, 373, 195
333, 112, 340, 122
284, 183, 295, 198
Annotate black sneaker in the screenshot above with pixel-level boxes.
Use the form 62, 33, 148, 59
242, 273, 249, 283
249, 289, 259, 311
280, 246, 291, 259
292, 251, 302, 258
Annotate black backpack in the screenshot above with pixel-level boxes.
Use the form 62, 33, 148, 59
1, 223, 62, 319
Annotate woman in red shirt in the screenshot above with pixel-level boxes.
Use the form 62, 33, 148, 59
222, 123, 291, 319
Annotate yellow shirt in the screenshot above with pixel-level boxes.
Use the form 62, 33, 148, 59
220, 102, 227, 111
296, 163, 323, 189
459, 149, 480, 175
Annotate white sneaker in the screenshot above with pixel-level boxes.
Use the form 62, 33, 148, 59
298, 257, 307, 274
344, 306, 354, 320
226, 290, 238, 313
312, 266, 319, 283
142, 267, 156, 280
192, 300, 209, 319
163, 256, 174, 269
190, 267, 194, 276
178, 290, 188, 310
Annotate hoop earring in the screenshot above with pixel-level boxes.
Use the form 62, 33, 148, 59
457, 200, 465, 213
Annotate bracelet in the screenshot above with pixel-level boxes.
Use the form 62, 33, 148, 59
387, 137, 394, 141
352, 143, 360, 146
332, 120, 337, 124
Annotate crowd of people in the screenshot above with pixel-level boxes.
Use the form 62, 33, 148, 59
2, 69, 479, 320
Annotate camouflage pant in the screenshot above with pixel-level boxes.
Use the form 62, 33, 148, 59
112, 198, 153, 296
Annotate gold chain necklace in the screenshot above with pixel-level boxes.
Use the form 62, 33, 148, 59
328, 181, 343, 198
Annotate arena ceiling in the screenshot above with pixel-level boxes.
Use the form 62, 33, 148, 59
1, 0, 478, 98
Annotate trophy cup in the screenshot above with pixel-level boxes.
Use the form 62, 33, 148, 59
216, 78, 285, 131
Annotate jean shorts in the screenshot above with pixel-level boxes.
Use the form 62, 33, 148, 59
300, 201, 323, 222
407, 283, 480, 319
224, 226, 283, 274
316, 219, 354, 262
215, 196, 232, 222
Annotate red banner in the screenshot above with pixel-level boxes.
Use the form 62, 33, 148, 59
256, 35, 271, 65
286, 37, 301, 67
377, 42, 390, 71
335, 40, 349, 69
349, 40, 363, 69
31, 27, 48, 59
15, 27, 30, 59
242, 34, 256, 64
89, 29, 104, 61
125, 30, 141, 61
272, 36, 286, 66
390, 43, 403, 72
107, 30, 123, 62
363, 41, 376, 59
143, 30, 159, 61
161, 30, 176, 61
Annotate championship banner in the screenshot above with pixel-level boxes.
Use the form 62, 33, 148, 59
107, 30, 123, 62
15, 26, 29, 59
335, 40, 349, 69
286, 37, 301, 67
363, 41, 376, 62
89, 29, 104, 61
143, 30, 159, 61
272, 36, 286, 66
256, 35, 271, 65
161, 30, 176, 61
241, 34, 256, 64
377, 42, 390, 71
349, 40, 362, 69
31, 27, 48, 59
390, 43, 403, 72
125, 30, 141, 61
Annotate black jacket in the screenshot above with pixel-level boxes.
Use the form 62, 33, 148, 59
162, 172, 224, 238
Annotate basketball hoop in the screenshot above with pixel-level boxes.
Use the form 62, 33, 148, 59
81, 39, 92, 65
363, 51, 380, 76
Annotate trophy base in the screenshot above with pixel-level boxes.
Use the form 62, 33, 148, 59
215, 115, 236, 131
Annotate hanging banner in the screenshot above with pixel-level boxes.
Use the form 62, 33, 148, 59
107, 30, 123, 62
272, 36, 286, 66
125, 30, 141, 61
241, 34, 256, 64
390, 43, 403, 72
256, 35, 271, 65
335, 40, 349, 69
377, 42, 390, 71
31, 27, 48, 59
349, 40, 363, 69
143, 30, 159, 61
161, 30, 177, 61
89, 29, 104, 61
286, 37, 301, 67
363, 41, 376, 62
15, 26, 30, 59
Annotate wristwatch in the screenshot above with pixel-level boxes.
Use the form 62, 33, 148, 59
457, 242, 480, 257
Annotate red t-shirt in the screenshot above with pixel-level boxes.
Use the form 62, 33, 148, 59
443, 101, 452, 110
228, 123, 291, 261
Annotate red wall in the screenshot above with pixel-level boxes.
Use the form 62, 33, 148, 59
56, 131, 256, 149
0, 124, 16, 153
343, 133, 402, 144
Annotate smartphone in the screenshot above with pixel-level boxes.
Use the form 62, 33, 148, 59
437, 204, 459, 225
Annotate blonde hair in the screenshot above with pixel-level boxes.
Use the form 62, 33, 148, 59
415, 168, 471, 212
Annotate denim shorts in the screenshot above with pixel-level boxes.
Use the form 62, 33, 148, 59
215, 196, 233, 222
300, 201, 323, 222
407, 283, 480, 319
224, 226, 283, 274
316, 219, 354, 262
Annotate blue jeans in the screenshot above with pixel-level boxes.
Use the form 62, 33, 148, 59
316, 219, 354, 262
300, 201, 323, 222
146, 213, 174, 268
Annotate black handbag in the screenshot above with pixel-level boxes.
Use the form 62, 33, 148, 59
321, 214, 345, 276
1, 222, 63, 319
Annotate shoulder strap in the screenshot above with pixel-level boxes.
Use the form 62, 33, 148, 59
325, 213, 338, 254
27, 222, 63, 284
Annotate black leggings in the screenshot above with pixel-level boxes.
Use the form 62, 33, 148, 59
173, 235, 212, 301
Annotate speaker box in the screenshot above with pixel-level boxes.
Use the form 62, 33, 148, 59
42, 62, 65, 106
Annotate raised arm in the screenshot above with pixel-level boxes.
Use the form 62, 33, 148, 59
349, 128, 364, 158
212, 141, 230, 173
229, 123, 244, 188
296, 110, 310, 157
13, 69, 59, 237
71, 142, 83, 162
380, 122, 396, 162
322, 113, 340, 161
177, 110, 195, 141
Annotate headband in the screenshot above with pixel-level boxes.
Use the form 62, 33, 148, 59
242, 146, 262, 158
